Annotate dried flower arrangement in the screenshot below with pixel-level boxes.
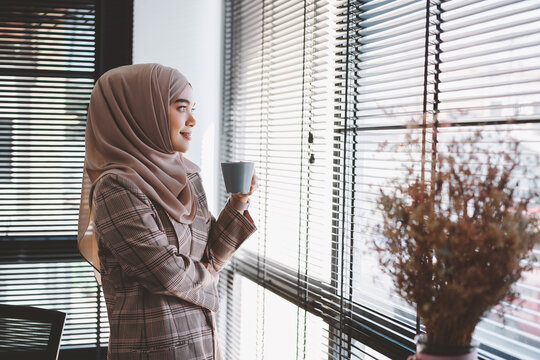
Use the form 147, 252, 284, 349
374, 129, 540, 349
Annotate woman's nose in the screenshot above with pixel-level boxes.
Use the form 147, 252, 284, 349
187, 113, 196, 127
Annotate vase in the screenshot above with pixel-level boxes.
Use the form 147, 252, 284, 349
407, 334, 478, 360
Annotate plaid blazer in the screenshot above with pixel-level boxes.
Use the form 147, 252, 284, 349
92, 172, 256, 360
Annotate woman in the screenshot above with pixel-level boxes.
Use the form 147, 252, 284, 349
77, 63, 257, 359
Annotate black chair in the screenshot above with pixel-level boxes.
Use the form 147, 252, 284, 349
0, 304, 66, 360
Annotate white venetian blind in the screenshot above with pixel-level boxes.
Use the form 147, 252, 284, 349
221, 0, 540, 359
434, 1, 540, 358
220, 0, 345, 358
338, 0, 540, 359
333, 0, 422, 357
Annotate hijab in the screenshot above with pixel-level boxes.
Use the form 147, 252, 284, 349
77, 63, 200, 283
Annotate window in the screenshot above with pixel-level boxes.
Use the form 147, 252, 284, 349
1, 0, 133, 354
221, 0, 540, 359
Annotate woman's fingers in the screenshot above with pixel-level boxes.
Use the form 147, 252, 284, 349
249, 171, 258, 195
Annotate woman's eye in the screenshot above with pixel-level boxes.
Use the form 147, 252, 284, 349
177, 106, 187, 112
191, 107, 196, 113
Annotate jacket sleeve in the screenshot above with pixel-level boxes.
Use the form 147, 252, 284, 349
204, 198, 257, 272
92, 175, 219, 312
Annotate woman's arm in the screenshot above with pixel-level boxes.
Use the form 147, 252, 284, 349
204, 198, 257, 272
93, 174, 219, 312
204, 171, 258, 272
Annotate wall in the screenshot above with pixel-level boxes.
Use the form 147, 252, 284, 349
133, 0, 223, 213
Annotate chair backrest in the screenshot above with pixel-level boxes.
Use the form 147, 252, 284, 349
0, 304, 66, 360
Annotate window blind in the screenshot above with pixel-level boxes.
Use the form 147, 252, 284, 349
336, 0, 540, 359
221, 0, 540, 359
333, 0, 424, 357
0, 0, 93, 236
220, 0, 344, 358
0, 0, 109, 352
427, 1, 540, 358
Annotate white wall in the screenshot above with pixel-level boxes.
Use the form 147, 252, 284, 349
133, 0, 223, 214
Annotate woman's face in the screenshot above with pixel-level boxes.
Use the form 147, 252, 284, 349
169, 85, 196, 153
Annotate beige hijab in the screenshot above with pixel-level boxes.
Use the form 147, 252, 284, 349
78, 63, 200, 283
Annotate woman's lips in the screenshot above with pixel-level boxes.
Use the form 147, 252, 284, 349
180, 132, 191, 140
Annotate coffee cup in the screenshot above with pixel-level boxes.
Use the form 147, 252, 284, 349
221, 161, 254, 193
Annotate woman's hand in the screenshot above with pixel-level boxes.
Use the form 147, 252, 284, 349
230, 169, 258, 203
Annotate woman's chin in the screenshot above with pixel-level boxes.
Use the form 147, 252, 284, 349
172, 144, 189, 153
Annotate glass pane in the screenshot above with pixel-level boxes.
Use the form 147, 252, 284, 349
232, 274, 329, 360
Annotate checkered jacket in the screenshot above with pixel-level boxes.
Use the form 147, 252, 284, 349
92, 172, 256, 360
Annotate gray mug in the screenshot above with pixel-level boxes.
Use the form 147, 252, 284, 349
221, 161, 254, 193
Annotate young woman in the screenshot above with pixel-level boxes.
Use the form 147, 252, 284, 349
77, 63, 257, 359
